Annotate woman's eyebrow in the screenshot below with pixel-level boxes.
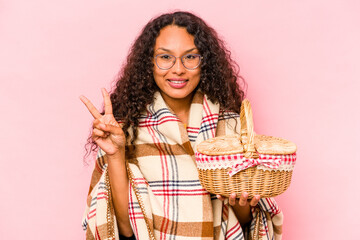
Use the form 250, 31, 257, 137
155, 47, 198, 53
184, 47, 198, 53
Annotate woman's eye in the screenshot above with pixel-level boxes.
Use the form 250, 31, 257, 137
160, 55, 171, 60
185, 54, 196, 59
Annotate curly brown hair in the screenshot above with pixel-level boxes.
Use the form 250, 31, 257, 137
85, 11, 246, 159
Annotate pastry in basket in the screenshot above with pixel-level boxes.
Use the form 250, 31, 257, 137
195, 99, 297, 198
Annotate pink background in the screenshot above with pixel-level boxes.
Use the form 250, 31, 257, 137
1, 0, 359, 239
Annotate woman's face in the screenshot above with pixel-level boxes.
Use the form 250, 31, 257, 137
153, 25, 201, 105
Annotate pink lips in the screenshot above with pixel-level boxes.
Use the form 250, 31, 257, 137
167, 78, 188, 89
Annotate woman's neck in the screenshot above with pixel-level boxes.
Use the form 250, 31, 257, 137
160, 92, 194, 125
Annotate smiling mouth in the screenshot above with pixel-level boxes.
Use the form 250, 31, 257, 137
167, 79, 189, 89
168, 79, 188, 83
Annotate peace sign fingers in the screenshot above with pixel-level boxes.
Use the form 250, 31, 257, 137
101, 88, 113, 116
80, 95, 102, 119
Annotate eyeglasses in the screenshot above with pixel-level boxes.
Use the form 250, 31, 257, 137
154, 53, 203, 70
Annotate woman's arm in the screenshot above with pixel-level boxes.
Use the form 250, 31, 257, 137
107, 152, 134, 237
80, 89, 134, 237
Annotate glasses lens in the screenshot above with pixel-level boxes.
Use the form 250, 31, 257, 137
182, 54, 201, 69
156, 54, 175, 69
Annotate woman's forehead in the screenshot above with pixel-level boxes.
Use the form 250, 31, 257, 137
154, 25, 197, 53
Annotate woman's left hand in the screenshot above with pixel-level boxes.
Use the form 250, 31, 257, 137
217, 192, 260, 208
216, 192, 260, 226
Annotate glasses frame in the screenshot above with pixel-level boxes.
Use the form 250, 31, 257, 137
154, 53, 203, 70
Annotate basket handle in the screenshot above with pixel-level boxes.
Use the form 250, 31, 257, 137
239, 99, 258, 159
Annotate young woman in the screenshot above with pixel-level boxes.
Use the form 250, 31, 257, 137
81, 11, 283, 240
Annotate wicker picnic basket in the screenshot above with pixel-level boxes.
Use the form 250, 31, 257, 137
195, 99, 297, 198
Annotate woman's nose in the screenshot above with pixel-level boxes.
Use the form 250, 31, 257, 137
171, 57, 186, 74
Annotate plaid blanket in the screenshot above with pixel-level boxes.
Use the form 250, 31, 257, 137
82, 91, 283, 240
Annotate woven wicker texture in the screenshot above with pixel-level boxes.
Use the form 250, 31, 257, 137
198, 167, 293, 198
196, 99, 296, 198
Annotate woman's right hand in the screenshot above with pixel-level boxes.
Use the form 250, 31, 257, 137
80, 88, 125, 157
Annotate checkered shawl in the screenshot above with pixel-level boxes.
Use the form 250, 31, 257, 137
82, 91, 283, 240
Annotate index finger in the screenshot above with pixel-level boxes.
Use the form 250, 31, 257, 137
102, 88, 113, 115
80, 95, 102, 119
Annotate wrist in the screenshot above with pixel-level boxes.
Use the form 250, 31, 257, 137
232, 203, 253, 225
107, 150, 125, 163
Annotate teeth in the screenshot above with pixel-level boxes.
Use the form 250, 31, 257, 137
169, 80, 186, 84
